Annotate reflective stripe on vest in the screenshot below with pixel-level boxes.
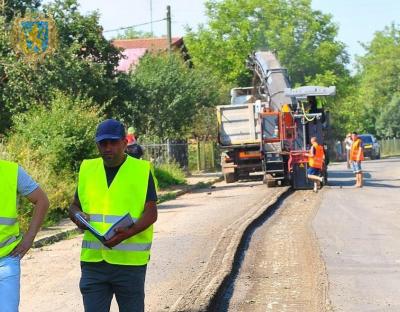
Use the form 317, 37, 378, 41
0, 236, 18, 248
78, 156, 153, 266
308, 143, 324, 169
82, 240, 152, 251
88, 214, 138, 224
0, 217, 17, 225
0, 160, 22, 258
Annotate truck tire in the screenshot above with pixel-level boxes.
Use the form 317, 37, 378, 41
224, 172, 238, 184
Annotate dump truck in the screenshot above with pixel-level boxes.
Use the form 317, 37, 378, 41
217, 88, 263, 183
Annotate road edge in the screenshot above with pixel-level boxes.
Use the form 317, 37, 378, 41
32, 176, 223, 249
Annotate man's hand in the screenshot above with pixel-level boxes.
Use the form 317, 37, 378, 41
14, 186, 49, 259
103, 201, 157, 248
69, 196, 90, 230
104, 226, 133, 248
71, 211, 90, 230
10, 235, 35, 259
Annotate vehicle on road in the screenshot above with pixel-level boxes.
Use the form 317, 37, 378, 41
359, 134, 380, 159
217, 51, 335, 190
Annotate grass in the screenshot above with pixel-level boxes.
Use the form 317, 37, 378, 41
158, 192, 177, 203
154, 162, 186, 189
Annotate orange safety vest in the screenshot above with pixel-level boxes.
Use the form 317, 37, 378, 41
308, 143, 324, 169
350, 138, 364, 161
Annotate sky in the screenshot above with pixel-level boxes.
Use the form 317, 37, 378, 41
76, 0, 400, 65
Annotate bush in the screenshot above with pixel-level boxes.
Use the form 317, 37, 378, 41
4, 92, 102, 228
154, 162, 186, 189
10, 91, 101, 173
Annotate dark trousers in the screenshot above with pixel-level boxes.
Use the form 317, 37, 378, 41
80, 261, 147, 312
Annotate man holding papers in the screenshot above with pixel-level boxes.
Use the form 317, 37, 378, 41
69, 119, 158, 312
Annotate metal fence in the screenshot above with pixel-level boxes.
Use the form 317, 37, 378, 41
142, 140, 219, 172
380, 138, 400, 156
188, 141, 219, 172
142, 140, 189, 169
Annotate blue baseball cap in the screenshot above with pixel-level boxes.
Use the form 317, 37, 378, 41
95, 119, 126, 143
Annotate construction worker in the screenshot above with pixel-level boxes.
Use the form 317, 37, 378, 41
126, 126, 136, 145
306, 137, 325, 192
350, 132, 364, 187
69, 119, 158, 312
0, 160, 49, 311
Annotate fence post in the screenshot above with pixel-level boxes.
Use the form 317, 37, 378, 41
210, 141, 215, 171
196, 139, 201, 172
166, 139, 171, 163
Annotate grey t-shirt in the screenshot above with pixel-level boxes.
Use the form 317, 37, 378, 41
17, 166, 39, 196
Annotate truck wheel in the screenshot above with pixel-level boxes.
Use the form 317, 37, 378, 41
224, 172, 237, 184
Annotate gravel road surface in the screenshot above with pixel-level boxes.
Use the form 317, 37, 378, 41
20, 177, 280, 312
224, 190, 329, 312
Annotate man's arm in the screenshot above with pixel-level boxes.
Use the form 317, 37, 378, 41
104, 173, 158, 248
305, 146, 315, 157
10, 187, 49, 258
104, 201, 157, 248
68, 192, 89, 230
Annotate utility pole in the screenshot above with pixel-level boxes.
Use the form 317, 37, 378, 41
166, 5, 172, 53
1, 0, 5, 20
150, 0, 153, 35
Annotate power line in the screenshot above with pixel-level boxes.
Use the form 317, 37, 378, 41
103, 18, 166, 33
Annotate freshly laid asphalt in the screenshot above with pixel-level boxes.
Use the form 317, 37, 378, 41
313, 157, 400, 311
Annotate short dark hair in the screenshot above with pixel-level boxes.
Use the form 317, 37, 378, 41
352, 131, 358, 135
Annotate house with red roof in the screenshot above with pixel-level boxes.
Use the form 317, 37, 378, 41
112, 37, 190, 72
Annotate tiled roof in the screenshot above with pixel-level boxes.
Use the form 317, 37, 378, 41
112, 37, 187, 72
117, 48, 147, 72
113, 37, 183, 50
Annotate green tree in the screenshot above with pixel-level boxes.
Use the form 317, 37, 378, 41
123, 52, 223, 140
376, 94, 400, 138
185, 0, 349, 87
114, 28, 154, 39
3, 0, 41, 22
354, 23, 400, 136
0, 0, 123, 132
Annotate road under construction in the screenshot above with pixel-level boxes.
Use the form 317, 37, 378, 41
19, 156, 400, 312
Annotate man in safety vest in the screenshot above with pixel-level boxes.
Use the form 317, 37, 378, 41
306, 137, 325, 192
69, 119, 157, 312
350, 132, 364, 187
0, 160, 49, 311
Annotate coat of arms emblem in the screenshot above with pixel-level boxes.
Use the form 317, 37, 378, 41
12, 14, 57, 61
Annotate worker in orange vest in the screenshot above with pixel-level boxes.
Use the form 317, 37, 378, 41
306, 137, 325, 192
350, 132, 364, 187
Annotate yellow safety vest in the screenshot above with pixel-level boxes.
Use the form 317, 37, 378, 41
0, 160, 22, 258
78, 156, 153, 265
